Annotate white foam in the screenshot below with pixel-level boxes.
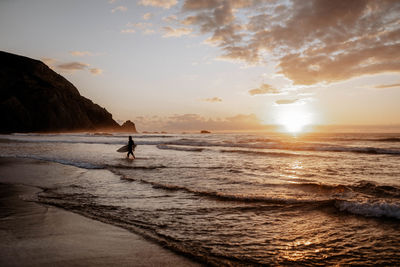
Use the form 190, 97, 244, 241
156, 144, 204, 152
336, 200, 400, 219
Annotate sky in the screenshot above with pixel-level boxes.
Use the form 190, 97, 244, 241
1, 0, 400, 132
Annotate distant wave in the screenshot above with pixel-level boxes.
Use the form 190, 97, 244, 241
156, 144, 204, 152
1, 137, 177, 146
3, 138, 126, 145
108, 164, 167, 170
158, 139, 400, 156
372, 137, 400, 142
4, 134, 400, 156
219, 149, 308, 157
132, 135, 178, 139
312, 146, 400, 155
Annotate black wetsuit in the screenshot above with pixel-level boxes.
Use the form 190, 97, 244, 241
127, 139, 135, 158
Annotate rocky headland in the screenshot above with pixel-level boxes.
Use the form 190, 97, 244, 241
0, 51, 136, 133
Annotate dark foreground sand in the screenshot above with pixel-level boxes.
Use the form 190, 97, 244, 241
0, 158, 202, 267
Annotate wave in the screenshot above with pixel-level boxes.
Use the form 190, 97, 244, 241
219, 149, 306, 157
333, 137, 400, 143
108, 164, 167, 170
354, 181, 400, 198
120, 176, 400, 219
4, 134, 400, 156
157, 144, 204, 152
158, 139, 400, 156
372, 137, 400, 142
132, 135, 177, 139
335, 200, 400, 219
144, 179, 334, 205
313, 145, 400, 155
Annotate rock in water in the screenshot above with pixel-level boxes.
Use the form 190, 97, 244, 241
120, 120, 137, 132
0, 51, 120, 133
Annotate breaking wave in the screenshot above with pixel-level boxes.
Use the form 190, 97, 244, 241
120, 174, 400, 219
335, 200, 400, 219
156, 144, 204, 152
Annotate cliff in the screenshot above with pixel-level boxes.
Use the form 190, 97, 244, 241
0, 51, 123, 133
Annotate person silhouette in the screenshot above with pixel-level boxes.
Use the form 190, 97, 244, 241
127, 136, 135, 159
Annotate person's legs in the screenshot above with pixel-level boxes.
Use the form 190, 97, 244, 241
127, 151, 134, 158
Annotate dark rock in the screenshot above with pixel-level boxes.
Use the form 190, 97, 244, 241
0, 51, 121, 133
200, 130, 211, 134
120, 120, 137, 132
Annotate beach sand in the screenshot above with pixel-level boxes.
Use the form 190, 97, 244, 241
0, 158, 202, 267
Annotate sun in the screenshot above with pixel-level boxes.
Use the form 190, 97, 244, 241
275, 105, 313, 134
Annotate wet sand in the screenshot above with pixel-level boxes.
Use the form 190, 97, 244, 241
0, 158, 202, 267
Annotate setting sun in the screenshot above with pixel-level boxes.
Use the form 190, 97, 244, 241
276, 105, 313, 133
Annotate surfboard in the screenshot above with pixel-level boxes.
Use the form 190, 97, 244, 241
117, 144, 136, 153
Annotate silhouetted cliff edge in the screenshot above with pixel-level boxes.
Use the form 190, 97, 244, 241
0, 51, 133, 133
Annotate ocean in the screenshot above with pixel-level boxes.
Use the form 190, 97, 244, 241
1, 132, 400, 265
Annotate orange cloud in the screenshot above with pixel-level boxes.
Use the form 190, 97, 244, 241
57, 62, 89, 71
70, 51, 92, 56
163, 26, 192, 37
249, 83, 279, 95
139, 0, 177, 9
375, 83, 400, 89
275, 99, 298, 105
56, 61, 102, 75
202, 97, 222, 102
41, 57, 56, 66
90, 68, 103, 75
179, 0, 400, 85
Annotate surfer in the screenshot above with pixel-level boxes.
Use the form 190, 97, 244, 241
127, 136, 135, 159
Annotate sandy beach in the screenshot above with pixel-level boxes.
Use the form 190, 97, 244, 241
0, 158, 202, 267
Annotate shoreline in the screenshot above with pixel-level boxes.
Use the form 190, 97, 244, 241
0, 157, 202, 267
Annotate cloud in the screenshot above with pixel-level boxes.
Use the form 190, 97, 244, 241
179, 0, 400, 85
374, 83, 400, 89
249, 83, 279, 95
202, 97, 222, 102
275, 99, 299, 105
163, 15, 178, 23
144, 29, 156, 35
163, 26, 192, 37
143, 12, 153, 20
41, 57, 56, 66
139, 0, 177, 9
108, 0, 117, 3
133, 113, 268, 131
121, 29, 136, 34
70, 51, 92, 56
90, 68, 103, 75
123, 22, 155, 35
57, 62, 89, 71
111, 5, 127, 13
127, 22, 152, 29
56, 61, 103, 75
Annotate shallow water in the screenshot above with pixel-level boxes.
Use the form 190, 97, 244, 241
1, 132, 400, 265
